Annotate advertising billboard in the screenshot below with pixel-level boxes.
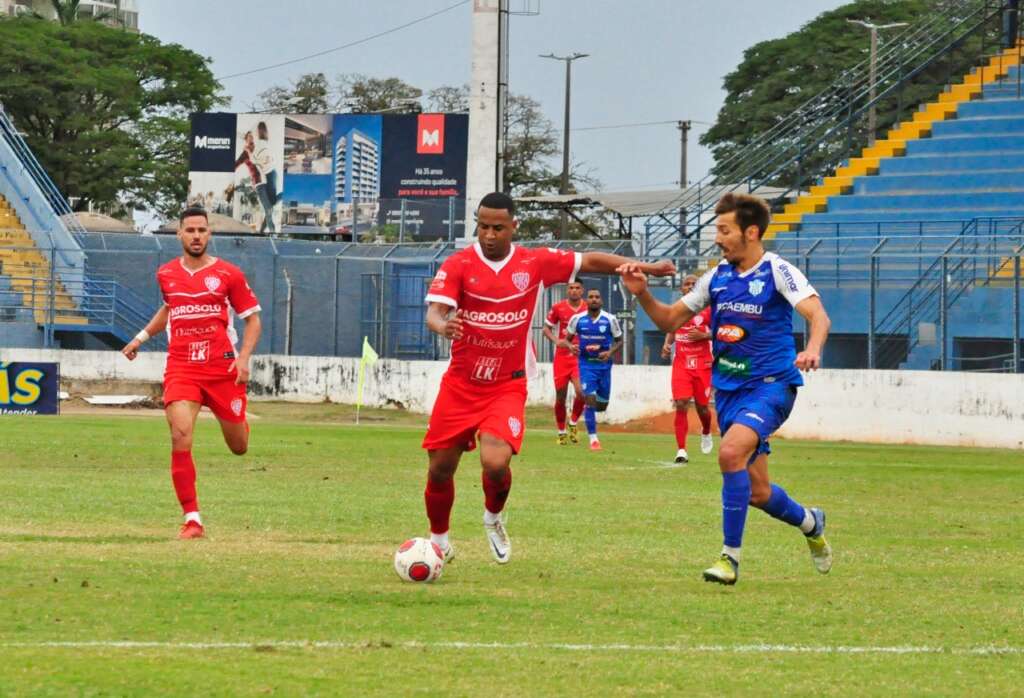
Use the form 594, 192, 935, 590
189, 112, 468, 240
0, 362, 60, 415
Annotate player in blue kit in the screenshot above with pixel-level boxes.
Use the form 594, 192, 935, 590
618, 193, 833, 585
565, 289, 622, 451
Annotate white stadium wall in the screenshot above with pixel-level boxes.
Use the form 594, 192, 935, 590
3, 349, 1023, 449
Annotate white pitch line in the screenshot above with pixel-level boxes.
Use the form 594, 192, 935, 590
1, 640, 1021, 656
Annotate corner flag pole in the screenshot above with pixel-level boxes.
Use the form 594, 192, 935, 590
356, 337, 379, 425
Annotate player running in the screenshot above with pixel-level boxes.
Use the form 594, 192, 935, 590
618, 193, 832, 585
542, 281, 587, 445
121, 206, 262, 540
565, 289, 622, 452
661, 273, 714, 463
422, 191, 673, 565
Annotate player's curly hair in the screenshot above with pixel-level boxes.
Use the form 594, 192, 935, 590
714, 193, 770, 239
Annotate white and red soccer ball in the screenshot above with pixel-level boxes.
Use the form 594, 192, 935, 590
393, 537, 445, 583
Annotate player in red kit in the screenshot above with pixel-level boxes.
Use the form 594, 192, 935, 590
542, 281, 586, 445
121, 207, 262, 539
422, 192, 674, 565
661, 273, 714, 463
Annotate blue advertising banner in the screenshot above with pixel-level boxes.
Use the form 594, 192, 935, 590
0, 362, 60, 415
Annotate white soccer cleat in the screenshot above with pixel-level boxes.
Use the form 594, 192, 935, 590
700, 433, 714, 455
440, 543, 455, 563
484, 517, 511, 564
675, 448, 689, 464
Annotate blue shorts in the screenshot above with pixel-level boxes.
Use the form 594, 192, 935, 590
579, 364, 612, 404
714, 381, 797, 459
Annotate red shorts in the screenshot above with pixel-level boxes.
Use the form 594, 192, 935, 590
552, 353, 579, 390
422, 374, 528, 454
671, 361, 712, 405
163, 372, 248, 424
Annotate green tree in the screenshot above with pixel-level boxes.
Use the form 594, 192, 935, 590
701, 0, 1001, 188
254, 72, 330, 113
0, 16, 222, 216
337, 74, 423, 113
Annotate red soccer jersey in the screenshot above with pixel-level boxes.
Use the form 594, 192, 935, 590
156, 257, 261, 377
425, 243, 582, 385
673, 307, 713, 369
545, 299, 585, 357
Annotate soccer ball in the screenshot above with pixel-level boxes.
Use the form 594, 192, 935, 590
393, 537, 445, 583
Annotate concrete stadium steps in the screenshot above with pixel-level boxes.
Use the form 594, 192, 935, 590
826, 191, 1024, 212
877, 151, 1024, 174
930, 115, 1024, 136
853, 171, 1024, 195
799, 208, 1024, 223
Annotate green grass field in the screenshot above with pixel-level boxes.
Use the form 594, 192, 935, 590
1, 407, 1022, 696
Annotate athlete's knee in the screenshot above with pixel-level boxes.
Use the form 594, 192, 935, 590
555, 387, 568, 402
594, 401, 609, 413
169, 425, 193, 451
228, 439, 248, 456
428, 453, 459, 482
673, 399, 690, 410
718, 441, 751, 471
695, 404, 710, 416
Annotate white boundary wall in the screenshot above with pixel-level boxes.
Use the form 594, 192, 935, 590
3, 349, 1022, 448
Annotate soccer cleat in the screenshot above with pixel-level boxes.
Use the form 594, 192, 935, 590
568, 423, 579, 444
178, 520, 204, 540
701, 433, 714, 455
702, 553, 739, 585
805, 507, 832, 574
589, 439, 602, 451
484, 517, 511, 564
557, 432, 568, 446
440, 542, 456, 563
675, 448, 689, 464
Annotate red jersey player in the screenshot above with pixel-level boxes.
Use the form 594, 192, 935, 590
422, 192, 674, 565
661, 273, 714, 463
542, 281, 586, 445
121, 207, 262, 539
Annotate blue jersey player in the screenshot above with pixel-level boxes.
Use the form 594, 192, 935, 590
618, 193, 833, 585
566, 289, 623, 451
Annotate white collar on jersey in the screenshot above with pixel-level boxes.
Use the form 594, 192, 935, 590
732, 251, 773, 278
178, 256, 219, 277
472, 241, 516, 274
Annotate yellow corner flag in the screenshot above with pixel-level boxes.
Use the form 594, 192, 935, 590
356, 337, 379, 424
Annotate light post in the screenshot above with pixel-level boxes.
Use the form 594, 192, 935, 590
848, 19, 909, 145
540, 52, 588, 238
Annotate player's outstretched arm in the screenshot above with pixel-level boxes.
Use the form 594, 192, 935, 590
426, 302, 463, 340
794, 296, 830, 371
616, 263, 695, 332
579, 252, 676, 278
230, 312, 262, 384
121, 304, 169, 361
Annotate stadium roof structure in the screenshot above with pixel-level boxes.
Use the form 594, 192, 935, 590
517, 185, 795, 218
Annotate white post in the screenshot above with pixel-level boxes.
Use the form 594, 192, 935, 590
466, 0, 503, 241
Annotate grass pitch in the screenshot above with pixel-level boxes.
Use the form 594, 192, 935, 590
1, 406, 1022, 696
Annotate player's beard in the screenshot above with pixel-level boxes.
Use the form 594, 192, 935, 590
184, 241, 207, 258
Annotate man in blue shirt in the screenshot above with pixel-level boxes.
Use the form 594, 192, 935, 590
618, 193, 833, 585
566, 289, 623, 451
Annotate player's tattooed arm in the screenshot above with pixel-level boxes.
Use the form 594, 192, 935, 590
231, 312, 262, 384
121, 304, 169, 361
794, 295, 830, 371
616, 263, 695, 332
426, 302, 463, 340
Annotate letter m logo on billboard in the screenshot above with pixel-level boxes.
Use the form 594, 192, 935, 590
417, 114, 445, 154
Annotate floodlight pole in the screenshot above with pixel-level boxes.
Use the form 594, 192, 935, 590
677, 119, 691, 243
848, 20, 908, 146
541, 51, 589, 238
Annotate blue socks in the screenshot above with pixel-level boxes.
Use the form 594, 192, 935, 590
762, 483, 807, 528
584, 406, 597, 435
721, 470, 751, 548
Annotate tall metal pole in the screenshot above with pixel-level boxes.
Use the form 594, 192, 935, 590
541, 52, 589, 238
678, 119, 691, 248
848, 20, 908, 147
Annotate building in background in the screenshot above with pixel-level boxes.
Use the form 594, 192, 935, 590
335, 129, 380, 205
0, 0, 138, 31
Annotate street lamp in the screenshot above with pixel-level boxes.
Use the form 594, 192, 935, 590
540, 52, 589, 238
848, 19, 909, 145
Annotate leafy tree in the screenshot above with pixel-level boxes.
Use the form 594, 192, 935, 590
337, 74, 423, 113
701, 0, 1002, 188
0, 16, 223, 217
255, 72, 330, 113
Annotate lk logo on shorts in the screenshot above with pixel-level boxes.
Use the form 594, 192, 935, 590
471, 356, 502, 382
189, 340, 210, 363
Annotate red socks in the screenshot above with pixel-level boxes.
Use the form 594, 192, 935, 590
482, 468, 512, 514
674, 409, 688, 449
554, 401, 567, 431
424, 477, 455, 534
697, 409, 712, 435
570, 396, 585, 423
170, 450, 198, 514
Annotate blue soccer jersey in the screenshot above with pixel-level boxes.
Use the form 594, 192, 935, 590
682, 252, 817, 391
566, 310, 622, 366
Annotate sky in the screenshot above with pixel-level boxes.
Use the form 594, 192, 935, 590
139, 0, 849, 193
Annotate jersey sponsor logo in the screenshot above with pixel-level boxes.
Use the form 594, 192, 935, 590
471, 356, 502, 382
174, 325, 216, 338
204, 276, 222, 293
507, 416, 522, 438
717, 354, 751, 376
778, 263, 800, 292
748, 279, 766, 296
466, 335, 519, 351
686, 355, 698, 369
511, 271, 531, 292
718, 301, 763, 315
188, 340, 210, 363
462, 308, 529, 325
170, 302, 223, 319
430, 270, 447, 290
716, 324, 748, 343
230, 398, 244, 417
